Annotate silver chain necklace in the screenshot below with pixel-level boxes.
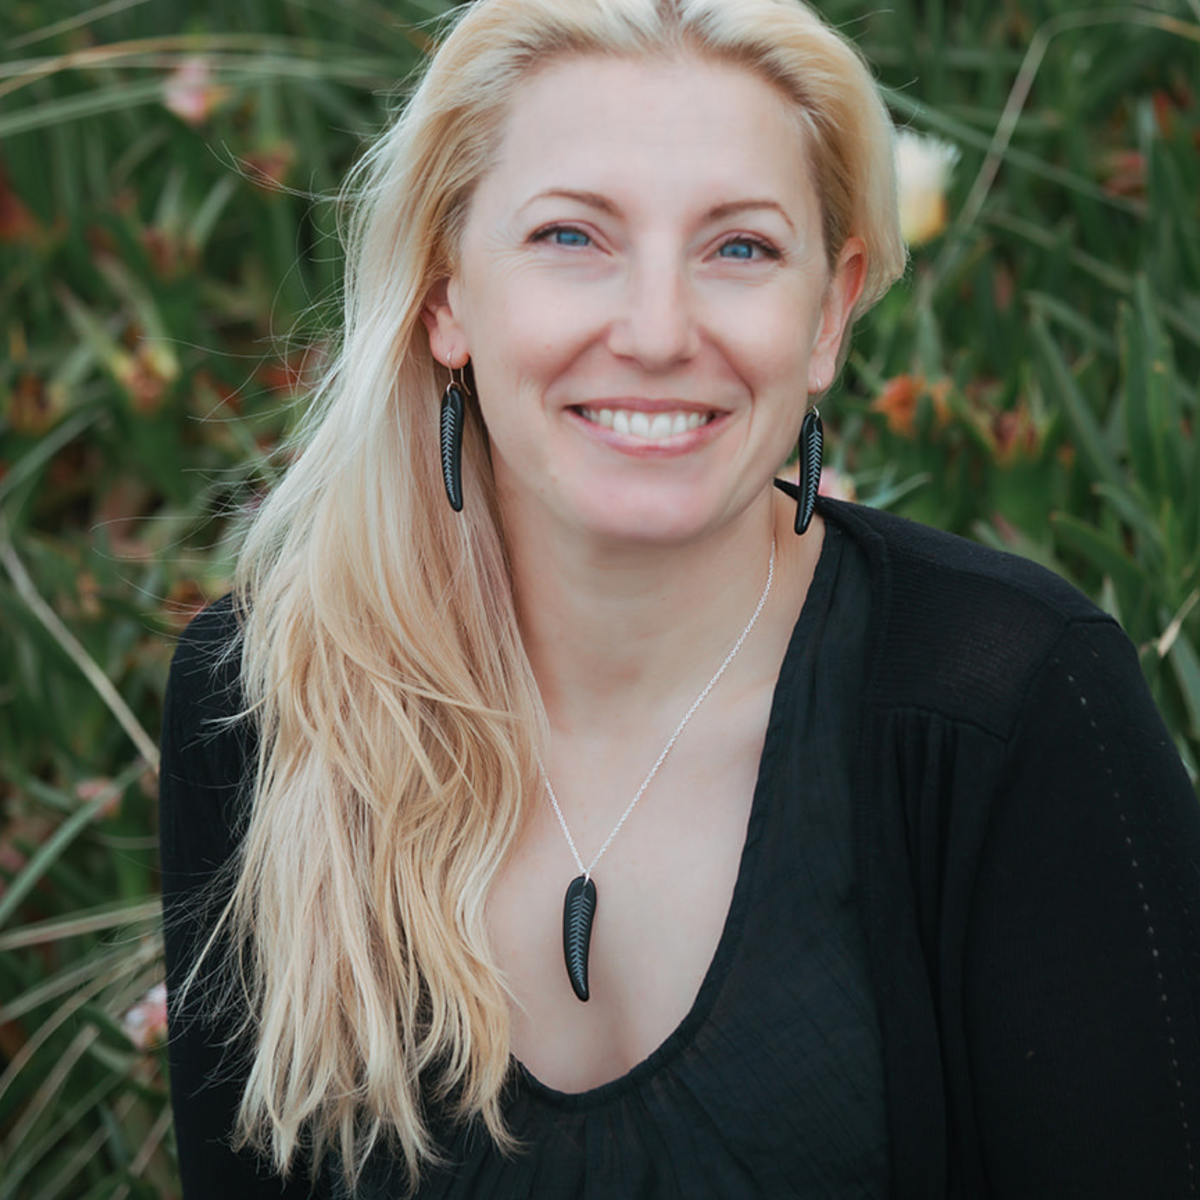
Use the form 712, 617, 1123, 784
535, 538, 776, 1002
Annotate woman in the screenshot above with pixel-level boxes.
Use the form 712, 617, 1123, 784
160, 0, 1200, 1196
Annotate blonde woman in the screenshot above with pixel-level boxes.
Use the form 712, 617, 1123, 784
160, 0, 1200, 1196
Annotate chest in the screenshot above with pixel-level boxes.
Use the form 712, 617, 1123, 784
407, 615, 891, 1196
487, 707, 768, 1094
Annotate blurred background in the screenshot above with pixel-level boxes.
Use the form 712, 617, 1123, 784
1, 0, 1197, 1193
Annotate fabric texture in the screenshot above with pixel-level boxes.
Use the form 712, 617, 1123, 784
159, 498, 1200, 1198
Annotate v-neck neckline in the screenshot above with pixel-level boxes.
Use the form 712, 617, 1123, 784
517, 523, 845, 1111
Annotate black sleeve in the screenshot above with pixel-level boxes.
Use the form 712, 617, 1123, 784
964, 618, 1200, 1198
160, 600, 317, 1199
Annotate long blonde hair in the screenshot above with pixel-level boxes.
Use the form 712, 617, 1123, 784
225, 0, 904, 1187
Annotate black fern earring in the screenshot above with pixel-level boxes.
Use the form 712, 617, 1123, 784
794, 407, 823, 535
440, 364, 467, 512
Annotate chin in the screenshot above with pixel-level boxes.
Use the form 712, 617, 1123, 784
566, 491, 729, 548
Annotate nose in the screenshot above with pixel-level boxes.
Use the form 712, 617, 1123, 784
606, 251, 700, 370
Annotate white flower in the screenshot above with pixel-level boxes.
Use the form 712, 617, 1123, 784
894, 130, 961, 246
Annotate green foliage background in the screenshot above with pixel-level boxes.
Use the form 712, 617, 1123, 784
0, 0, 1197, 1194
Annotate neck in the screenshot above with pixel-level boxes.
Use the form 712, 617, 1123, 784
503, 493, 802, 739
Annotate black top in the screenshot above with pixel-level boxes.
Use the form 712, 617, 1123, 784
358, 524, 888, 1199
160, 498, 1200, 1199
162, 524, 888, 1198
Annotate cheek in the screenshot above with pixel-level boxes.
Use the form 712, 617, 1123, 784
465, 310, 576, 464
720, 300, 817, 396
462, 276, 598, 394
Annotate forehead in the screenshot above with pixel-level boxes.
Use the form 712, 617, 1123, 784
471, 53, 818, 223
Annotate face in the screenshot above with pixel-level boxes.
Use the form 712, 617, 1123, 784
423, 54, 864, 549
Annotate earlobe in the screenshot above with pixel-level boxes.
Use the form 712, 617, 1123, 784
421, 277, 468, 367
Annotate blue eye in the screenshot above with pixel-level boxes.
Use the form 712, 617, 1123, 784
540, 226, 591, 247
719, 239, 756, 260
718, 237, 779, 261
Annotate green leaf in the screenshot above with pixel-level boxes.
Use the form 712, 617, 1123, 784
1120, 279, 1184, 499
1168, 631, 1200, 750
1026, 291, 1116, 358
1091, 482, 1164, 565
1030, 312, 1123, 492
0, 899, 161, 953
186, 173, 239, 254
0, 789, 118, 929
1050, 511, 1150, 602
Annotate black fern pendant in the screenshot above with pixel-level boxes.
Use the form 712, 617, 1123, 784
562, 874, 597, 1002
440, 381, 465, 512
794, 408, 823, 535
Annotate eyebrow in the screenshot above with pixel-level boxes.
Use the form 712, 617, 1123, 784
707, 198, 796, 236
520, 188, 619, 217
521, 189, 796, 235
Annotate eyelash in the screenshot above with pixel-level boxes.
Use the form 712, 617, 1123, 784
531, 225, 781, 260
533, 224, 592, 248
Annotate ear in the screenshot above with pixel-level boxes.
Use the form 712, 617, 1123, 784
420, 277, 469, 368
806, 237, 867, 393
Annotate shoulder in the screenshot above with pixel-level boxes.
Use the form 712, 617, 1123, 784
159, 595, 254, 873
163, 594, 247, 752
167, 593, 243, 707
819, 499, 1120, 740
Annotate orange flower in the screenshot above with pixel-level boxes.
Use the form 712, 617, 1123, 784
258, 342, 327, 396
873, 375, 952, 438
927, 378, 953, 426
163, 579, 215, 632
873, 374, 923, 436
114, 342, 177, 414
1100, 150, 1146, 200
243, 143, 297, 191
988, 403, 1040, 463
6, 373, 54, 435
0, 166, 38, 244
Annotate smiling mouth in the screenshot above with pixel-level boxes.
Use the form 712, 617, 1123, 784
576, 407, 714, 440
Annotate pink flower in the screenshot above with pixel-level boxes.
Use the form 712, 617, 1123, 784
817, 466, 856, 503
122, 982, 168, 1051
777, 462, 857, 502
162, 57, 229, 126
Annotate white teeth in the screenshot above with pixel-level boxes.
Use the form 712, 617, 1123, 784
579, 407, 711, 441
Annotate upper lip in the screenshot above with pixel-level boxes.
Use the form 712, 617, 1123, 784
572, 398, 724, 414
